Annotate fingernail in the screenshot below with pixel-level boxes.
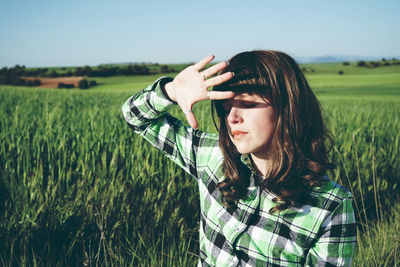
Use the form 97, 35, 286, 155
231, 71, 235, 77
226, 61, 229, 66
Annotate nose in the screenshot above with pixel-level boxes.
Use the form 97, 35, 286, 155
226, 107, 243, 124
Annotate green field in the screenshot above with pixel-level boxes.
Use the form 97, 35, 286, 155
1, 62, 399, 266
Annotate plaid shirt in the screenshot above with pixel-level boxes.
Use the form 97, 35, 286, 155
122, 77, 356, 266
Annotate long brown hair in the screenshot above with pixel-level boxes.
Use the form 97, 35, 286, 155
212, 50, 334, 213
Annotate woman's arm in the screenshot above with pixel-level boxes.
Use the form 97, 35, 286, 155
122, 55, 234, 178
122, 77, 207, 178
304, 196, 357, 266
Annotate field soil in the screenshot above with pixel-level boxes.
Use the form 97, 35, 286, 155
25, 76, 84, 88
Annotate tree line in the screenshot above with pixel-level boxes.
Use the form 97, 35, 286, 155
0, 64, 179, 87
350, 58, 399, 68
56, 79, 98, 89
336, 58, 399, 75
0, 65, 42, 87
1, 64, 177, 78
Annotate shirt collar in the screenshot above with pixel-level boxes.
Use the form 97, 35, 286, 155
240, 154, 256, 174
240, 154, 264, 187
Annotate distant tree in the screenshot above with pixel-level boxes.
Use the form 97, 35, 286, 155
133, 64, 149, 75
58, 82, 74, 89
24, 69, 39, 77
342, 62, 350, 66
74, 67, 84, 76
338, 70, 344, 75
369, 61, 381, 68
381, 58, 386, 62
125, 65, 134, 75
161, 65, 170, 73
357, 60, 367, 67
78, 79, 89, 89
0, 67, 7, 75
40, 68, 48, 76
90, 66, 119, 77
13, 65, 25, 76
49, 70, 59, 78
83, 65, 93, 76
0, 76, 5, 84
32, 79, 41, 86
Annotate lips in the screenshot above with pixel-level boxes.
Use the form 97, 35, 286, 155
231, 130, 248, 139
232, 130, 247, 135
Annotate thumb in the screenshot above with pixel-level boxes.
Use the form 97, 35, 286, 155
185, 110, 199, 129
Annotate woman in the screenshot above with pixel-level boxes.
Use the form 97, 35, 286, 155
122, 50, 356, 266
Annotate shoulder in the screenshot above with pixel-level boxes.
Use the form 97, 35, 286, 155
281, 177, 353, 224
310, 178, 353, 213
281, 178, 355, 244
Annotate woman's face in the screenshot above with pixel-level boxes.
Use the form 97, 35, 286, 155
223, 93, 276, 158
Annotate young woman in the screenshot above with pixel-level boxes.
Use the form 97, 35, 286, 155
122, 50, 356, 266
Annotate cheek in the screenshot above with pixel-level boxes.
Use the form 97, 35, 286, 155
250, 111, 276, 139
251, 110, 275, 127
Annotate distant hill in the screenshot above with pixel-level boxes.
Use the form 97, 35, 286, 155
295, 55, 399, 63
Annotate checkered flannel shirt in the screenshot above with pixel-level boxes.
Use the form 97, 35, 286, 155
122, 77, 356, 266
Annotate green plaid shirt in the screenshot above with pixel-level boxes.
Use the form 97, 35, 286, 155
122, 77, 356, 266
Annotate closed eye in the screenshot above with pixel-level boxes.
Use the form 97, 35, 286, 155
220, 99, 270, 113
242, 102, 257, 108
239, 100, 260, 108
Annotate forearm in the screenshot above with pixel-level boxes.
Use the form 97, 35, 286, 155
122, 77, 174, 131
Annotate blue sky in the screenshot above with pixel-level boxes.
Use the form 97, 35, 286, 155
1, 0, 399, 67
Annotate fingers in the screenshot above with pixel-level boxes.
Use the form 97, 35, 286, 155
193, 55, 215, 71
204, 72, 234, 88
185, 110, 199, 129
201, 61, 228, 79
208, 90, 235, 100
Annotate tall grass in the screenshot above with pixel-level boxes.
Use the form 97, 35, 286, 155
322, 98, 400, 218
0, 76, 399, 265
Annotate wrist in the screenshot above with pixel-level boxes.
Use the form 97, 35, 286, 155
163, 81, 177, 102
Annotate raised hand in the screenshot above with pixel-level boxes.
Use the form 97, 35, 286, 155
164, 55, 234, 129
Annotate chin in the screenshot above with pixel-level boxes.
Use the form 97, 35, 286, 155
234, 145, 252, 155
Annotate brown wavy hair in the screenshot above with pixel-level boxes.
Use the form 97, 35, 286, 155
212, 50, 334, 213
